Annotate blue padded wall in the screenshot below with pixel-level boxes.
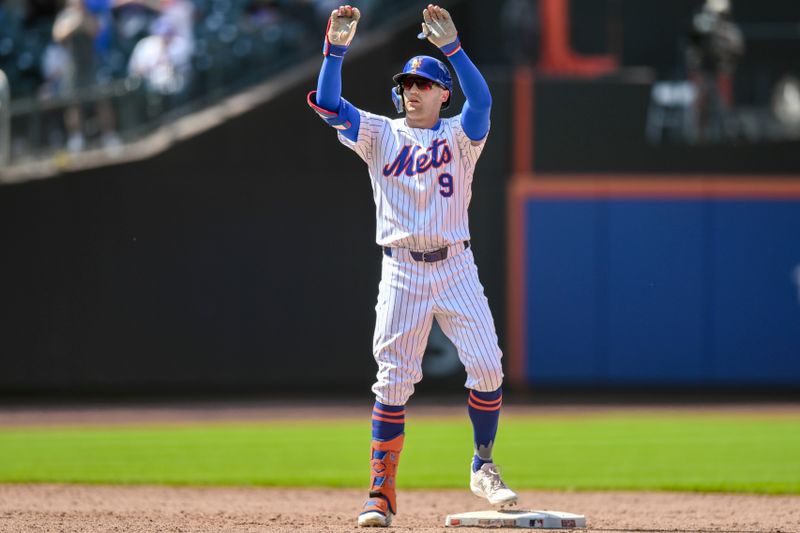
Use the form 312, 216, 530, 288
524, 197, 800, 387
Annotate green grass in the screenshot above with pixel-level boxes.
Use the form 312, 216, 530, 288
0, 413, 798, 493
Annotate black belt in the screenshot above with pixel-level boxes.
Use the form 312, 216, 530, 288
383, 241, 470, 263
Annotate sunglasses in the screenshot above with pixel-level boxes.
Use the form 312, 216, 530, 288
401, 77, 441, 91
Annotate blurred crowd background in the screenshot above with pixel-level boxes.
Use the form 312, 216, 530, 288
0, 0, 405, 161
0, 0, 799, 165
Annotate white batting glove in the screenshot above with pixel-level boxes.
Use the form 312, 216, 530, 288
327, 5, 361, 47
420, 4, 458, 49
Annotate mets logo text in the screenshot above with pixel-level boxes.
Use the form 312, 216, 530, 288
382, 138, 452, 177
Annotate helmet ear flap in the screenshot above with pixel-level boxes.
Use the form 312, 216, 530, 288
391, 85, 404, 114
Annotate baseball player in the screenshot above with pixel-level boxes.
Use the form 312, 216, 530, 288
308, 4, 517, 527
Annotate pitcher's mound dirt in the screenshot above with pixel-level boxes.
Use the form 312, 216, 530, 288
1, 484, 798, 533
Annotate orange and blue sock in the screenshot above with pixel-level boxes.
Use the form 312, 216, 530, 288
372, 401, 405, 441
467, 387, 502, 472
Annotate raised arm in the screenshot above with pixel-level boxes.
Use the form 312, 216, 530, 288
308, 5, 361, 142
421, 5, 492, 141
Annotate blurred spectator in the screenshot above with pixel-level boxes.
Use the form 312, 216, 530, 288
158, 0, 194, 49
85, 0, 121, 81
112, 0, 157, 44
128, 16, 192, 97
52, 0, 98, 150
686, 0, 744, 142
52, 0, 119, 151
39, 41, 73, 100
116, 0, 193, 46
111, 0, 160, 83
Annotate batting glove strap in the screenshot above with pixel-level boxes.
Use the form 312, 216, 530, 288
307, 90, 353, 130
439, 37, 462, 57
323, 39, 348, 58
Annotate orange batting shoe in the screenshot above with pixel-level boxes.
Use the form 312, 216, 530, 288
358, 496, 393, 527
357, 434, 404, 527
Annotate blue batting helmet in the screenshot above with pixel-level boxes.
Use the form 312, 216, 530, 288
391, 55, 453, 113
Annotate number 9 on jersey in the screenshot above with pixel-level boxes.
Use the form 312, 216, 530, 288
438, 172, 454, 197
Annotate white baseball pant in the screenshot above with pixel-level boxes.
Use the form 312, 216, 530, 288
371, 244, 504, 405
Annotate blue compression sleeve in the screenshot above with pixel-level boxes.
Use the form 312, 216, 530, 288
316, 55, 342, 110
315, 55, 360, 141
445, 48, 492, 141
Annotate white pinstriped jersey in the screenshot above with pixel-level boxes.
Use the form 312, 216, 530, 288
338, 109, 488, 250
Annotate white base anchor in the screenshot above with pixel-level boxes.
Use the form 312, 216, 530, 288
445, 509, 587, 529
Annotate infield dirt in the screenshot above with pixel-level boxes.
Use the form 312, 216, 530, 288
1, 401, 798, 532
1, 484, 799, 532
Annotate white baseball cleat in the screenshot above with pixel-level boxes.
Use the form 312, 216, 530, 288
357, 510, 393, 527
470, 463, 519, 506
